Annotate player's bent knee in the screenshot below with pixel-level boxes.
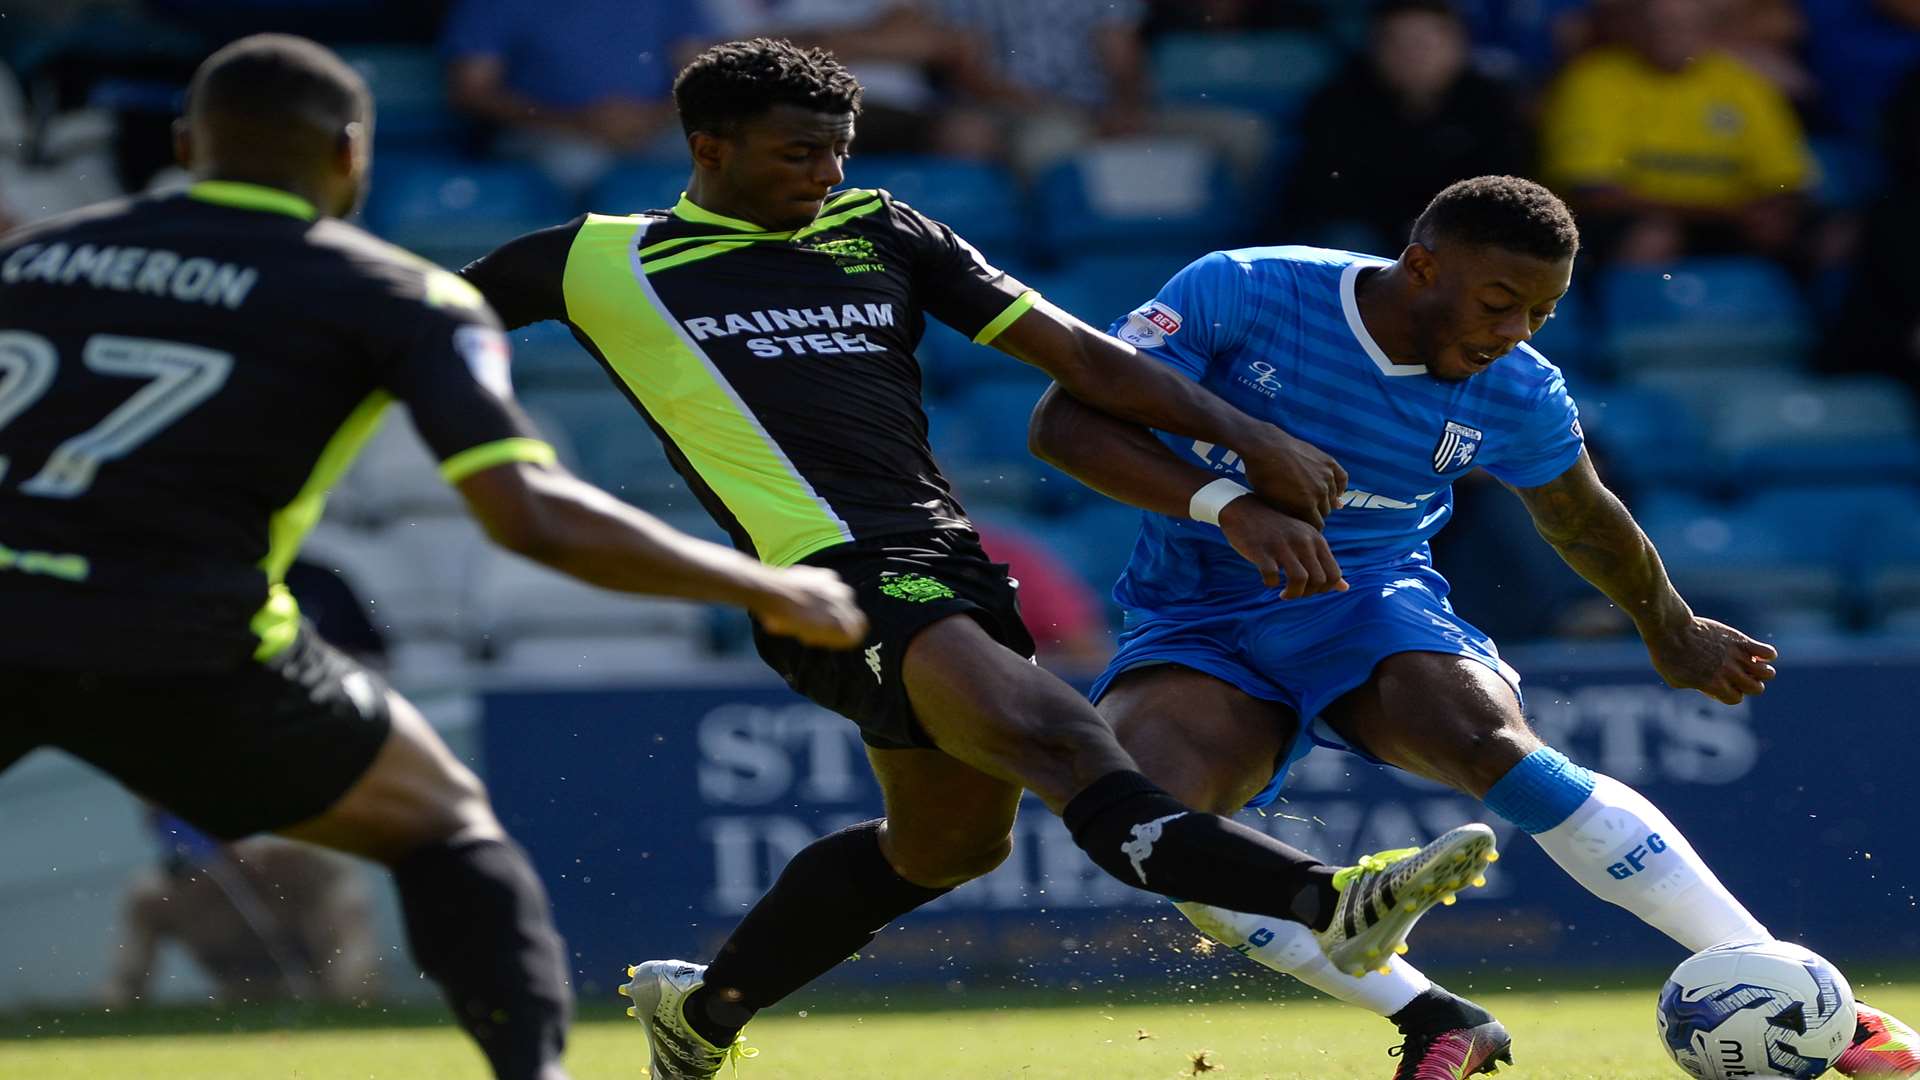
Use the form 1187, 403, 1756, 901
887, 832, 1014, 889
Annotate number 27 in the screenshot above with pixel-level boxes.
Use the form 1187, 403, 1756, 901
0, 330, 232, 497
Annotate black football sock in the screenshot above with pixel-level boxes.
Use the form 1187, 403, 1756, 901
688, 819, 949, 1047
1061, 770, 1339, 930
1390, 985, 1494, 1035
393, 837, 571, 1080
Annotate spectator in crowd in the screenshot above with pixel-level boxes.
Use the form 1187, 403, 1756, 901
1705, 0, 1816, 110
1539, 0, 1815, 265
1827, 60, 1920, 388
441, 0, 713, 194
1281, 0, 1530, 253
973, 521, 1112, 674
1803, 0, 1920, 136
104, 810, 377, 1005
939, 0, 1268, 179
1451, 0, 1594, 84
700, 1, 989, 156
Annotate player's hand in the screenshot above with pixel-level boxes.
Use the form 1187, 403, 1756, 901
1219, 497, 1349, 600
1237, 427, 1348, 529
752, 566, 869, 649
1643, 616, 1777, 705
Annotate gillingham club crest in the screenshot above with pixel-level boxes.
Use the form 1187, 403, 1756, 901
1432, 419, 1484, 473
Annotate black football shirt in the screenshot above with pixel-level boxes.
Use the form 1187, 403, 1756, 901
459, 189, 1035, 567
0, 181, 552, 672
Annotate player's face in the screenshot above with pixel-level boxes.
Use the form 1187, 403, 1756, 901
717, 105, 855, 231
1414, 245, 1572, 382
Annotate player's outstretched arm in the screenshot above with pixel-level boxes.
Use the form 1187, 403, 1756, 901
457, 461, 867, 649
993, 297, 1349, 527
1510, 451, 1776, 704
1030, 385, 1346, 599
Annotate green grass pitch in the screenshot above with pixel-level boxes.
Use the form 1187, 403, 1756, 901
5, 979, 1916, 1079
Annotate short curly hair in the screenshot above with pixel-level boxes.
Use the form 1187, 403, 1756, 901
1411, 176, 1580, 261
674, 38, 863, 138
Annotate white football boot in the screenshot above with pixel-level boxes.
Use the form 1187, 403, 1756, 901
618, 959, 757, 1079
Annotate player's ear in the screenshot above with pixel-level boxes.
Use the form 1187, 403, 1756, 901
1402, 242, 1439, 287
688, 130, 728, 173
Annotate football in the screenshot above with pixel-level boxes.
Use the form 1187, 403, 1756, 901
1656, 940, 1857, 1079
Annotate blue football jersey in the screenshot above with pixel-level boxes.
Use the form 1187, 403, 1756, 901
1107, 246, 1585, 615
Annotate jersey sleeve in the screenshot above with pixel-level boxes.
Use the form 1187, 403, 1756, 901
1104, 250, 1251, 381
890, 196, 1034, 345
457, 216, 583, 330
383, 269, 557, 484
1482, 364, 1586, 489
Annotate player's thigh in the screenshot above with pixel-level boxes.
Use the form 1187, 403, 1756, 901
865, 744, 1024, 889
1097, 664, 1298, 815
40, 635, 398, 843
1319, 650, 1540, 798
901, 614, 1132, 811
278, 689, 500, 865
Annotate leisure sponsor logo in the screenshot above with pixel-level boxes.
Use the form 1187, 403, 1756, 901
1234, 360, 1282, 398
682, 303, 896, 357
1431, 419, 1485, 473
1117, 300, 1181, 348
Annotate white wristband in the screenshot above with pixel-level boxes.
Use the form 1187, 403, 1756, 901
1188, 477, 1252, 526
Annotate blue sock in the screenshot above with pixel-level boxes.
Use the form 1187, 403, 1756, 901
1481, 747, 1595, 834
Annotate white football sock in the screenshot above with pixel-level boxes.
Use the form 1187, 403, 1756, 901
1526, 773, 1771, 952
1175, 900, 1431, 1016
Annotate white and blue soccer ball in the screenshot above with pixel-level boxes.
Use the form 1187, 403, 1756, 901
1656, 940, 1856, 1080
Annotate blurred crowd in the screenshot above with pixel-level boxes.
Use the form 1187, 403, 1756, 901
5, 0, 1920, 671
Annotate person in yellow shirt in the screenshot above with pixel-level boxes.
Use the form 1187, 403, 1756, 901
1541, 0, 1814, 263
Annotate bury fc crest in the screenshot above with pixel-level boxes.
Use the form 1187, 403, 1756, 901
1432, 420, 1484, 473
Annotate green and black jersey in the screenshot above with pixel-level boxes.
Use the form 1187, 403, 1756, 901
459, 189, 1035, 567
0, 181, 554, 673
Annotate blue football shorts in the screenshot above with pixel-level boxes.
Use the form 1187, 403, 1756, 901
1089, 561, 1522, 808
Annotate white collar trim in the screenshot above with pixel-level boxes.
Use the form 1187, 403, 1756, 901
1341, 260, 1427, 377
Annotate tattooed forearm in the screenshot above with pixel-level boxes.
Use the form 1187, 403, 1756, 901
1513, 454, 1690, 631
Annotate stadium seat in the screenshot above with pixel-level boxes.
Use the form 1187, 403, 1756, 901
336, 45, 465, 151
362, 155, 571, 268
1596, 258, 1813, 373
586, 159, 686, 216
1573, 382, 1714, 494
1808, 135, 1884, 211
467, 544, 707, 672
336, 406, 465, 525
1056, 501, 1147, 594
1708, 375, 1920, 484
840, 155, 1025, 251
1034, 137, 1243, 260
1635, 494, 1846, 621
520, 387, 689, 509
1149, 32, 1338, 120
1033, 252, 1193, 329
509, 321, 602, 392
1524, 283, 1595, 375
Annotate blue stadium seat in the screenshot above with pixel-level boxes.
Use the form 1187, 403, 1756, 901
508, 321, 601, 392
1035, 137, 1243, 259
1033, 253, 1193, 329
1149, 32, 1338, 120
1573, 382, 1715, 493
587, 160, 687, 216
953, 376, 1054, 466
1055, 501, 1147, 594
1597, 258, 1813, 373
1525, 284, 1595, 375
519, 388, 689, 509
1635, 494, 1847, 623
1706, 375, 1920, 483
1808, 135, 1885, 211
363, 155, 571, 268
338, 45, 465, 151
841, 156, 1025, 252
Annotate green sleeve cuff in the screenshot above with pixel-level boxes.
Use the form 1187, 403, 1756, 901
972, 289, 1040, 346
439, 437, 558, 484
